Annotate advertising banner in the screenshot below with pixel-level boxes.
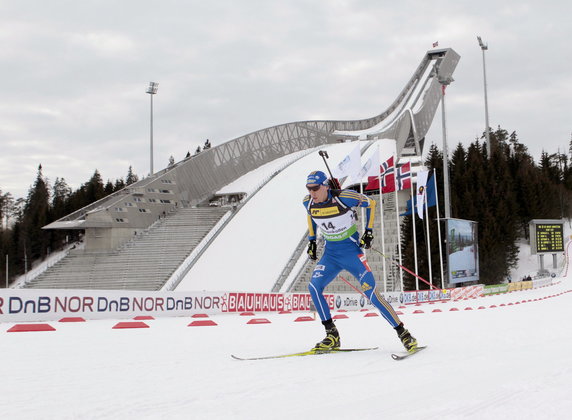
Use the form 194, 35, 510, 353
332, 293, 375, 311
1, 286, 457, 323
483, 284, 510, 295
450, 285, 484, 300
398, 289, 452, 305
0, 289, 317, 323
446, 218, 480, 285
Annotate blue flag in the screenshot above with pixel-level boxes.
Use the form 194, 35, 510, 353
400, 173, 437, 217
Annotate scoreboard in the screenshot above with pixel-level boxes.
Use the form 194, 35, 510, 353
531, 221, 564, 254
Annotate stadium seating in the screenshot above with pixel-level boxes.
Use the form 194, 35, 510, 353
24, 207, 228, 290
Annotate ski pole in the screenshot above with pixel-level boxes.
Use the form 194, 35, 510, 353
339, 275, 368, 298
318, 150, 341, 189
370, 246, 439, 290
318, 150, 334, 179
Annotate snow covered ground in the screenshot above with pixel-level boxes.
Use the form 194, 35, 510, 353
1, 272, 571, 419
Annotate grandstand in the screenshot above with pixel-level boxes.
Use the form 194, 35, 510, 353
27, 207, 228, 290
25, 48, 459, 292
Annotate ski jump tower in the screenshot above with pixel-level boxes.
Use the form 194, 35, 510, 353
38, 48, 459, 291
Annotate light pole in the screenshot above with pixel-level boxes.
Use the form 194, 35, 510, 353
477, 36, 491, 157
146, 82, 159, 175
439, 75, 453, 219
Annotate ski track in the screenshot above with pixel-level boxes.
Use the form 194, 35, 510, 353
1, 280, 571, 419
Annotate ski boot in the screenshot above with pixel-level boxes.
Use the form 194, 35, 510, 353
313, 320, 340, 351
395, 323, 417, 353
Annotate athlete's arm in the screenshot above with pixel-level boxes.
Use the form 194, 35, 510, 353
303, 195, 318, 240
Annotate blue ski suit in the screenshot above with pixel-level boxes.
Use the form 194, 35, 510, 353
303, 189, 402, 327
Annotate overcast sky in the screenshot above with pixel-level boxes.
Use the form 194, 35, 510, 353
1, 0, 570, 200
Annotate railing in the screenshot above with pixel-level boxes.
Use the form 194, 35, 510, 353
12, 242, 83, 289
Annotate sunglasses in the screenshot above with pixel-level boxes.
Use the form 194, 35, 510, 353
306, 185, 322, 192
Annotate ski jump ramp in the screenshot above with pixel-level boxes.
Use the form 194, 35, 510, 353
40, 48, 459, 291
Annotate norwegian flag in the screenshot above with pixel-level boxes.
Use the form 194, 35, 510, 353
396, 162, 412, 190
380, 156, 394, 177
365, 156, 395, 193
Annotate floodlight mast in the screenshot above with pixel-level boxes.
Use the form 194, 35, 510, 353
438, 75, 454, 220
146, 82, 159, 175
477, 36, 491, 158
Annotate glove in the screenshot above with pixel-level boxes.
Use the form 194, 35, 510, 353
307, 240, 317, 260
328, 178, 341, 190
360, 230, 374, 249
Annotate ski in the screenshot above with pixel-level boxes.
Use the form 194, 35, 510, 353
231, 347, 378, 361
391, 345, 427, 361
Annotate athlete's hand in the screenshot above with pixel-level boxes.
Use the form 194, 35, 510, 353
328, 178, 341, 190
360, 230, 374, 249
307, 240, 317, 260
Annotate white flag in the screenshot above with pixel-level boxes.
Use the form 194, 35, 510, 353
416, 170, 430, 219
352, 145, 380, 183
332, 144, 361, 181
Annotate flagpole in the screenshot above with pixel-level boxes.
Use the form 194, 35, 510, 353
377, 145, 387, 292
394, 154, 404, 291
424, 181, 433, 289
379, 172, 387, 292
433, 169, 445, 289
411, 175, 419, 290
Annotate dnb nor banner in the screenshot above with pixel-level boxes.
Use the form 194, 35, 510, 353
0, 290, 316, 323
446, 218, 480, 285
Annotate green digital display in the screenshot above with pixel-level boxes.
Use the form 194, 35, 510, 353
535, 223, 564, 253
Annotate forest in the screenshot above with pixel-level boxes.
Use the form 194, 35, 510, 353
401, 127, 572, 288
0, 166, 139, 285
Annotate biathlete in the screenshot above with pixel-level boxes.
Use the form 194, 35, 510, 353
303, 170, 417, 352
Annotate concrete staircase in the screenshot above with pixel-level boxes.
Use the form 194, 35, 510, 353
25, 207, 229, 290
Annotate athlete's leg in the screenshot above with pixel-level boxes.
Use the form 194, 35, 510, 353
308, 253, 340, 322
344, 252, 402, 328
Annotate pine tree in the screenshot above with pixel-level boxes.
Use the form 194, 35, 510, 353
450, 143, 470, 218
0, 189, 14, 230
0, 188, 4, 225
21, 165, 51, 262
481, 129, 519, 283
48, 177, 73, 248
52, 178, 71, 221
114, 178, 126, 192
104, 180, 114, 195
85, 170, 105, 203
126, 166, 138, 185
540, 151, 561, 184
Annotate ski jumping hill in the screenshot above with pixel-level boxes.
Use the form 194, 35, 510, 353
27, 48, 458, 292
